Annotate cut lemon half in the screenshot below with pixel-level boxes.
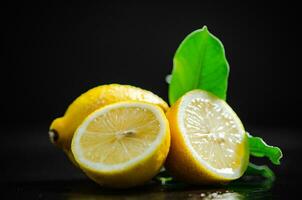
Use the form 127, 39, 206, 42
71, 101, 170, 188
166, 90, 249, 184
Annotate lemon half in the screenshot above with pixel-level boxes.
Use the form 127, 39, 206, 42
166, 90, 249, 184
71, 101, 170, 188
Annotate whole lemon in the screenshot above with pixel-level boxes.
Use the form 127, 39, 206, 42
49, 84, 168, 164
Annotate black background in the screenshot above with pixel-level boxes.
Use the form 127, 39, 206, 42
1, 2, 301, 199
2, 2, 299, 128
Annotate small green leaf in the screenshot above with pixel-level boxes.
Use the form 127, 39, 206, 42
168, 26, 229, 105
155, 176, 173, 185
154, 168, 174, 185
247, 132, 283, 165
245, 163, 275, 181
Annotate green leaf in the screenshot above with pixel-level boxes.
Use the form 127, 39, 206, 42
154, 168, 174, 185
155, 176, 173, 185
247, 132, 283, 165
245, 163, 275, 181
168, 26, 229, 105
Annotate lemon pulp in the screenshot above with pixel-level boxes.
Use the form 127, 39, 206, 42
181, 94, 246, 176
79, 106, 160, 166
166, 90, 248, 183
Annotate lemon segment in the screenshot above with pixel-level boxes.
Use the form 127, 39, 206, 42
72, 101, 170, 188
166, 90, 249, 183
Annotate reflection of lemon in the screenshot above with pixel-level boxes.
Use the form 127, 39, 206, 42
166, 90, 249, 184
200, 191, 243, 199
49, 84, 168, 163
71, 101, 170, 188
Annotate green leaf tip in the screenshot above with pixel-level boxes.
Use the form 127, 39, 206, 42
247, 132, 283, 165
201, 25, 208, 31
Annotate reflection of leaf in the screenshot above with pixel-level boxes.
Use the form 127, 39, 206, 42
245, 163, 275, 181
247, 132, 283, 165
228, 163, 274, 196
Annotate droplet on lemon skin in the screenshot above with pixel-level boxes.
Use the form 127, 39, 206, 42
48, 84, 169, 165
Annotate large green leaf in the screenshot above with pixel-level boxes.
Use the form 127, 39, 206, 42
168, 26, 229, 105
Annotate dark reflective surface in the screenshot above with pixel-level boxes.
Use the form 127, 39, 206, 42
3, 178, 274, 199
1, 127, 300, 199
